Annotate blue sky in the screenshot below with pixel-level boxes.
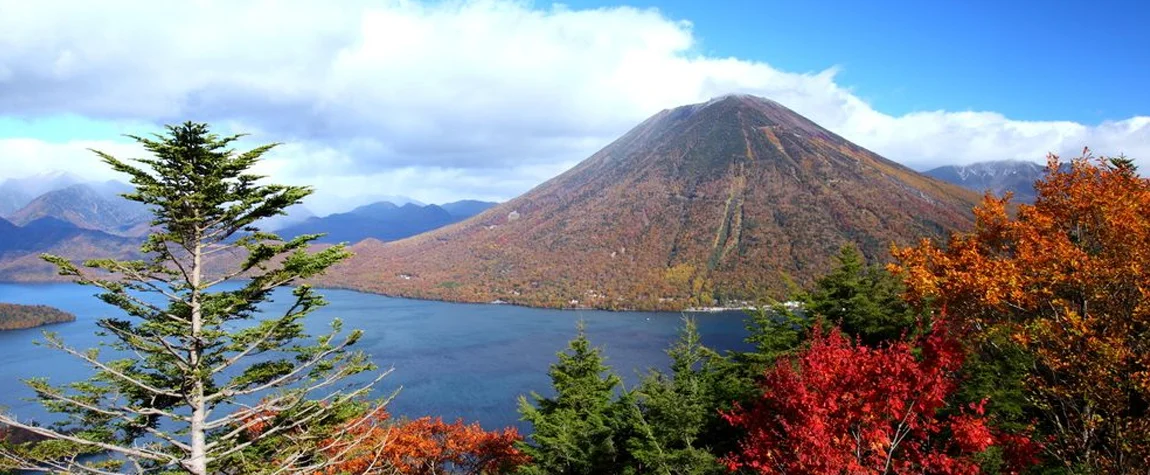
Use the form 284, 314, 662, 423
0, 0, 1147, 210
6, 1, 1147, 141
566, 0, 1148, 122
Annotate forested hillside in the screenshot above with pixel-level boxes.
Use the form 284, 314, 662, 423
325, 95, 982, 310
0, 303, 75, 330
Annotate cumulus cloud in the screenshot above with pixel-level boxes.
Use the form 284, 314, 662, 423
0, 0, 1147, 211
0, 138, 137, 182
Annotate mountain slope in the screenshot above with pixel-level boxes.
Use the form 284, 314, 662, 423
0, 171, 82, 216
323, 94, 981, 310
924, 160, 1053, 203
278, 202, 459, 244
440, 200, 499, 218
0, 188, 31, 217
0, 217, 138, 281
7, 184, 151, 235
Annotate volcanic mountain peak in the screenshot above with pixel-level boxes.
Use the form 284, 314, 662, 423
324, 94, 981, 310
669, 94, 828, 135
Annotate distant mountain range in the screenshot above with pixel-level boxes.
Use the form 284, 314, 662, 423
0, 171, 496, 237
322, 94, 982, 310
924, 160, 1056, 203
440, 200, 500, 219
0, 171, 83, 216
0, 172, 498, 281
0, 215, 137, 282
277, 200, 497, 244
7, 183, 152, 236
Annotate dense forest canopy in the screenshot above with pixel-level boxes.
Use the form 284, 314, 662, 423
0, 303, 74, 330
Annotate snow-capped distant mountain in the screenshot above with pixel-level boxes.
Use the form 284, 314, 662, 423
925, 160, 1052, 203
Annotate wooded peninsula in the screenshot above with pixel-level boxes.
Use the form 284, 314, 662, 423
0, 303, 75, 330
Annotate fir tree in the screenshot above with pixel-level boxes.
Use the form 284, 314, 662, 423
629, 318, 730, 475
0, 123, 386, 474
808, 244, 917, 346
740, 302, 808, 369
517, 322, 635, 474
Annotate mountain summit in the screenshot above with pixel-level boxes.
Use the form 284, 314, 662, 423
925, 159, 1054, 203
7, 183, 151, 236
326, 95, 981, 309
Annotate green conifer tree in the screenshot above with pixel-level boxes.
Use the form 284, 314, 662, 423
517, 322, 635, 475
629, 318, 730, 475
0, 123, 386, 474
808, 244, 917, 346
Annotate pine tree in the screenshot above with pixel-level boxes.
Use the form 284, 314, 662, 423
629, 318, 730, 475
517, 322, 635, 474
740, 302, 808, 369
808, 244, 917, 346
0, 123, 386, 474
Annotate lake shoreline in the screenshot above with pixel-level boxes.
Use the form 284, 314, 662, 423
0, 278, 764, 316
0, 282, 754, 432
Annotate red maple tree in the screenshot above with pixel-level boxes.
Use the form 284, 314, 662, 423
723, 323, 1035, 474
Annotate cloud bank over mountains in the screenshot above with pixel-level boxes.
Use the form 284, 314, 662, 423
1, 0, 1146, 211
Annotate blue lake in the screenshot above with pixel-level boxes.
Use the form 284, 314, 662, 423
0, 283, 752, 432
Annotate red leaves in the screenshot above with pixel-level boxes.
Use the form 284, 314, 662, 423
320, 409, 529, 475
723, 324, 1013, 474
949, 403, 993, 454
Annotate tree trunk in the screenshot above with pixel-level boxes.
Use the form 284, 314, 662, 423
187, 240, 207, 475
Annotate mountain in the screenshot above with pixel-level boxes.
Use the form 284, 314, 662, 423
440, 200, 499, 219
0, 188, 30, 218
321, 94, 982, 310
353, 195, 425, 208
0, 217, 19, 250
0, 216, 138, 281
7, 183, 151, 235
277, 202, 459, 244
350, 201, 401, 217
924, 160, 1051, 203
0, 171, 82, 216
0, 216, 128, 253
260, 205, 317, 231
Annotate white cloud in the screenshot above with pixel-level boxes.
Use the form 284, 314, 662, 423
0, 0, 1147, 210
0, 138, 137, 182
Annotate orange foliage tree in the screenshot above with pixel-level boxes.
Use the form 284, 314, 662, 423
891, 150, 1150, 472
318, 408, 528, 475
239, 404, 527, 474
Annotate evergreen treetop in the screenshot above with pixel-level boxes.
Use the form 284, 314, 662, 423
0, 122, 386, 475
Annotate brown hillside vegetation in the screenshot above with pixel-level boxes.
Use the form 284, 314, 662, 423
0, 234, 139, 282
0, 303, 75, 330
324, 94, 983, 310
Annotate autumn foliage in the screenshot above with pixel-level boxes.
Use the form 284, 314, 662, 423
321, 95, 981, 311
238, 404, 527, 474
0, 303, 75, 330
722, 323, 1024, 474
318, 408, 528, 475
892, 151, 1150, 471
